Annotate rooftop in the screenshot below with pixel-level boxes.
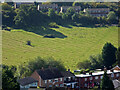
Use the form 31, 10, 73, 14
36, 67, 75, 80
18, 77, 38, 86
75, 70, 120, 78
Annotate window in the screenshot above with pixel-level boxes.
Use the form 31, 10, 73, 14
95, 76, 98, 80
64, 78, 66, 81
60, 78, 62, 82
55, 79, 58, 82
85, 78, 87, 81
72, 76, 75, 80
55, 84, 59, 87
49, 80, 52, 83
45, 80, 47, 83
111, 73, 114, 78
84, 83, 87, 87
116, 73, 119, 77
100, 76, 103, 79
90, 77, 93, 80
49, 85, 52, 87
68, 77, 71, 81
60, 84, 64, 87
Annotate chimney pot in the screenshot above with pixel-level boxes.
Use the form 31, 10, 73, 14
89, 72, 92, 75
104, 66, 107, 71
41, 67, 44, 70
68, 69, 70, 72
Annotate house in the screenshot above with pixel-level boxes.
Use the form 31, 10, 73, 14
84, 8, 110, 17
75, 69, 120, 89
112, 65, 120, 71
14, 2, 35, 9
60, 6, 81, 13
30, 67, 77, 88
37, 4, 59, 11
18, 77, 38, 89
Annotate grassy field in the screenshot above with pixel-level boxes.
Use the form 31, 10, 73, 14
2, 26, 118, 71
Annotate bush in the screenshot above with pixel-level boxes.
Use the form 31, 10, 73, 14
49, 22, 59, 28
44, 34, 55, 38
26, 40, 31, 46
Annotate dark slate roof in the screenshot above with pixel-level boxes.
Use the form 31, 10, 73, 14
36, 67, 63, 80
18, 77, 38, 86
36, 67, 75, 80
61, 71, 75, 77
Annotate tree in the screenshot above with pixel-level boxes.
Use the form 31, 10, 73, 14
89, 54, 103, 69
72, 13, 79, 22
62, 13, 68, 20
66, 7, 75, 19
18, 56, 66, 78
116, 47, 120, 66
2, 3, 16, 26
14, 4, 43, 28
107, 11, 118, 24
48, 8, 56, 19
100, 71, 114, 90
77, 60, 91, 69
2, 65, 20, 89
102, 43, 117, 68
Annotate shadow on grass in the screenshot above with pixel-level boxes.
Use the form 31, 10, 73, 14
24, 26, 67, 39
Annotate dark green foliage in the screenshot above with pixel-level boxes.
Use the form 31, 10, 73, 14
116, 47, 120, 66
14, 4, 46, 28
49, 22, 59, 28
102, 43, 117, 68
48, 9, 56, 19
18, 57, 66, 78
72, 13, 79, 22
2, 3, 16, 26
66, 7, 75, 20
107, 11, 118, 24
77, 54, 103, 70
2, 65, 20, 89
89, 54, 103, 69
79, 15, 96, 26
100, 71, 114, 90
26, 40, 31, 46
77, 60, 91, 69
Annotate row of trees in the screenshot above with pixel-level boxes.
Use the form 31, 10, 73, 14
2, 3, 119, 29
77, 42, 118, 70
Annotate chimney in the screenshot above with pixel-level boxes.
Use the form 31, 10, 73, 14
104, 66, 107, 72
110, 69, 114, 72
68, 69, 70, 72
41, 67, 44, 70
89, 72, 92, 75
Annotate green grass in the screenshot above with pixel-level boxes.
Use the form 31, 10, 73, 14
2, 26, 118, 71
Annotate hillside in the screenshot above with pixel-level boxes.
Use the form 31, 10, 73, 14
2, 26, 118, 71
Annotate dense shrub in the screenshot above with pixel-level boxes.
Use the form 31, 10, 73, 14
26, 40, 31, 46
49, 22, 59, 28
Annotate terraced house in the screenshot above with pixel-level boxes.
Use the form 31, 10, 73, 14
18, 67, 77, 89
37, 3, 59, 11
60, 6, 81, 13
75, 65, 120, 89
84, 8, 110, 17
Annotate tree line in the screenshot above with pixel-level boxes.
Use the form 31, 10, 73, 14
1, 2, 119, 29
